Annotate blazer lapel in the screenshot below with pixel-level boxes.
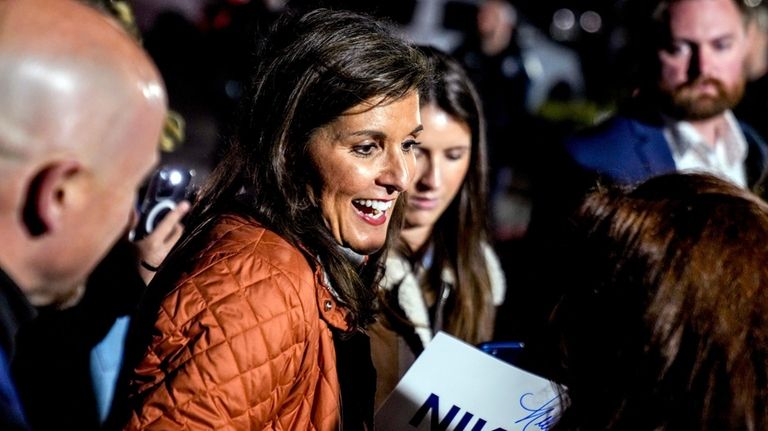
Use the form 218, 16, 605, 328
741, 121, 768, 197
629, 117, 676, 179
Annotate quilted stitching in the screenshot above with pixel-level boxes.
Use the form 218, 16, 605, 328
125, 215, 344, 430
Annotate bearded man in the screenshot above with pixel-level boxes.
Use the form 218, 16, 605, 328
564, 0, 768, 197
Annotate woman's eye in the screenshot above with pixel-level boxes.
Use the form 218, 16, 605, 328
446, 148, 468, 161
352, 143, 377, 156
402, 140, 420, 152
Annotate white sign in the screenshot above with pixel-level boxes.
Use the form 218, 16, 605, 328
375, 332, 561, 431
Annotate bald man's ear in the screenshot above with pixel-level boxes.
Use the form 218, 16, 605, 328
22, 161, 82, 237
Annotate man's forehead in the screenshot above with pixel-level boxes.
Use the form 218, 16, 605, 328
667, 0, 744, 23
665, 0, 745, 37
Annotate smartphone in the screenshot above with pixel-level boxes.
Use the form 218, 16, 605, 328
477, 341, 525, 366
132, 165, 195, 240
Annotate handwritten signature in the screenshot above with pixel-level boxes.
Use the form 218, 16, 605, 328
514, 392, 558, 431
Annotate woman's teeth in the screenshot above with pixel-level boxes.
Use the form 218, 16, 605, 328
353, 199, 393, 218
355, 199, 393, 211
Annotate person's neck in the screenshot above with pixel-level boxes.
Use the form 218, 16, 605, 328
400, 225, 433, 257
0, 231, 75, 308
337, 244, 367, 267
686, 114, 729, 149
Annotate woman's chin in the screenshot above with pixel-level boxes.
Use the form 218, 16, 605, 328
344, 240, 384, 256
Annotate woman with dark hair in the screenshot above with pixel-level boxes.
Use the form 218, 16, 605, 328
117, 9, 428, 430
369, 47, 506, 408
550, 172, 768, 431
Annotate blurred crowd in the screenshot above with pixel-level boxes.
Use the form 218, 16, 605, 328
134, 0, 768, 237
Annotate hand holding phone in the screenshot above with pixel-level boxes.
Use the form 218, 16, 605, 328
133, 165, 195, 241
134, 200, 190, 284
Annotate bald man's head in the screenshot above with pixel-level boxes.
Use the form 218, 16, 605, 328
0, 0, 166, 161
0, 0, 167, 307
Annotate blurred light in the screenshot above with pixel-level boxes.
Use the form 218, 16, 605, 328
580, 11, 602, 33
524, 56, 544, 80
745, 0, 763, 7
553, 9, 576, 31
224, 80, 242, 100
212, 11, 231, 30
263, 0, 288, 12
169, 170, 183, 186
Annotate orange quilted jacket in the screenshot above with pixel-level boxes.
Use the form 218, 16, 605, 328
124, 214, 350, 430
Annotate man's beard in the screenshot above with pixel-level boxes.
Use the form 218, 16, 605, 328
660, 76, 745, 121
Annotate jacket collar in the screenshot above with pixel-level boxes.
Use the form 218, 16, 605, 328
621, 99, 768, 192
740, 121, 768, 195
300, 243, 361, 333
0, 267, 36, 360
313, 264, 352, 332
625, 115, 677, 178
300, 242, 371, 333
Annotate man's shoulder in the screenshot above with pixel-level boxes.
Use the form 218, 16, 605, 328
565, 113, 664, 161
736, 116, 768, 146
568, 113, 662, 145
560, 109, 675, 185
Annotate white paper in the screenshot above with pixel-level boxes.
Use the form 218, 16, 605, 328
375, 332, 561, 431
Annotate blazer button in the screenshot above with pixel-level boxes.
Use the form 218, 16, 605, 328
324, 300, 333, 311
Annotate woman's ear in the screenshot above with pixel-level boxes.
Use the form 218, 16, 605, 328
22, 160, 82, 236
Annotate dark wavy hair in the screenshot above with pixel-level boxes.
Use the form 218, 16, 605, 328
404, 46, 494, 344
177, 8, 429, 328
551, 173, 768, 431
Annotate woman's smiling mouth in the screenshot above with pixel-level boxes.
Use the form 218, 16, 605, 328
352, 199, 394, 225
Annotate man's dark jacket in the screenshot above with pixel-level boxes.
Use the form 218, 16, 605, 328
0, 269, 35, 430
564, 108, 768, 198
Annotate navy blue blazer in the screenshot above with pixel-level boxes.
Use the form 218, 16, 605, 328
564, 114, 768, 197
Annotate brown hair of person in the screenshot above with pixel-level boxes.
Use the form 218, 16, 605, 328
552, 173, 768, 431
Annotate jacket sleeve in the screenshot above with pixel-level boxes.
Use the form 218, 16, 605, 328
124, 251, 318, 430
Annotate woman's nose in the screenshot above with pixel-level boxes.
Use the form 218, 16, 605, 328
416, 157, 439, 190
379, 149, 411, 194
